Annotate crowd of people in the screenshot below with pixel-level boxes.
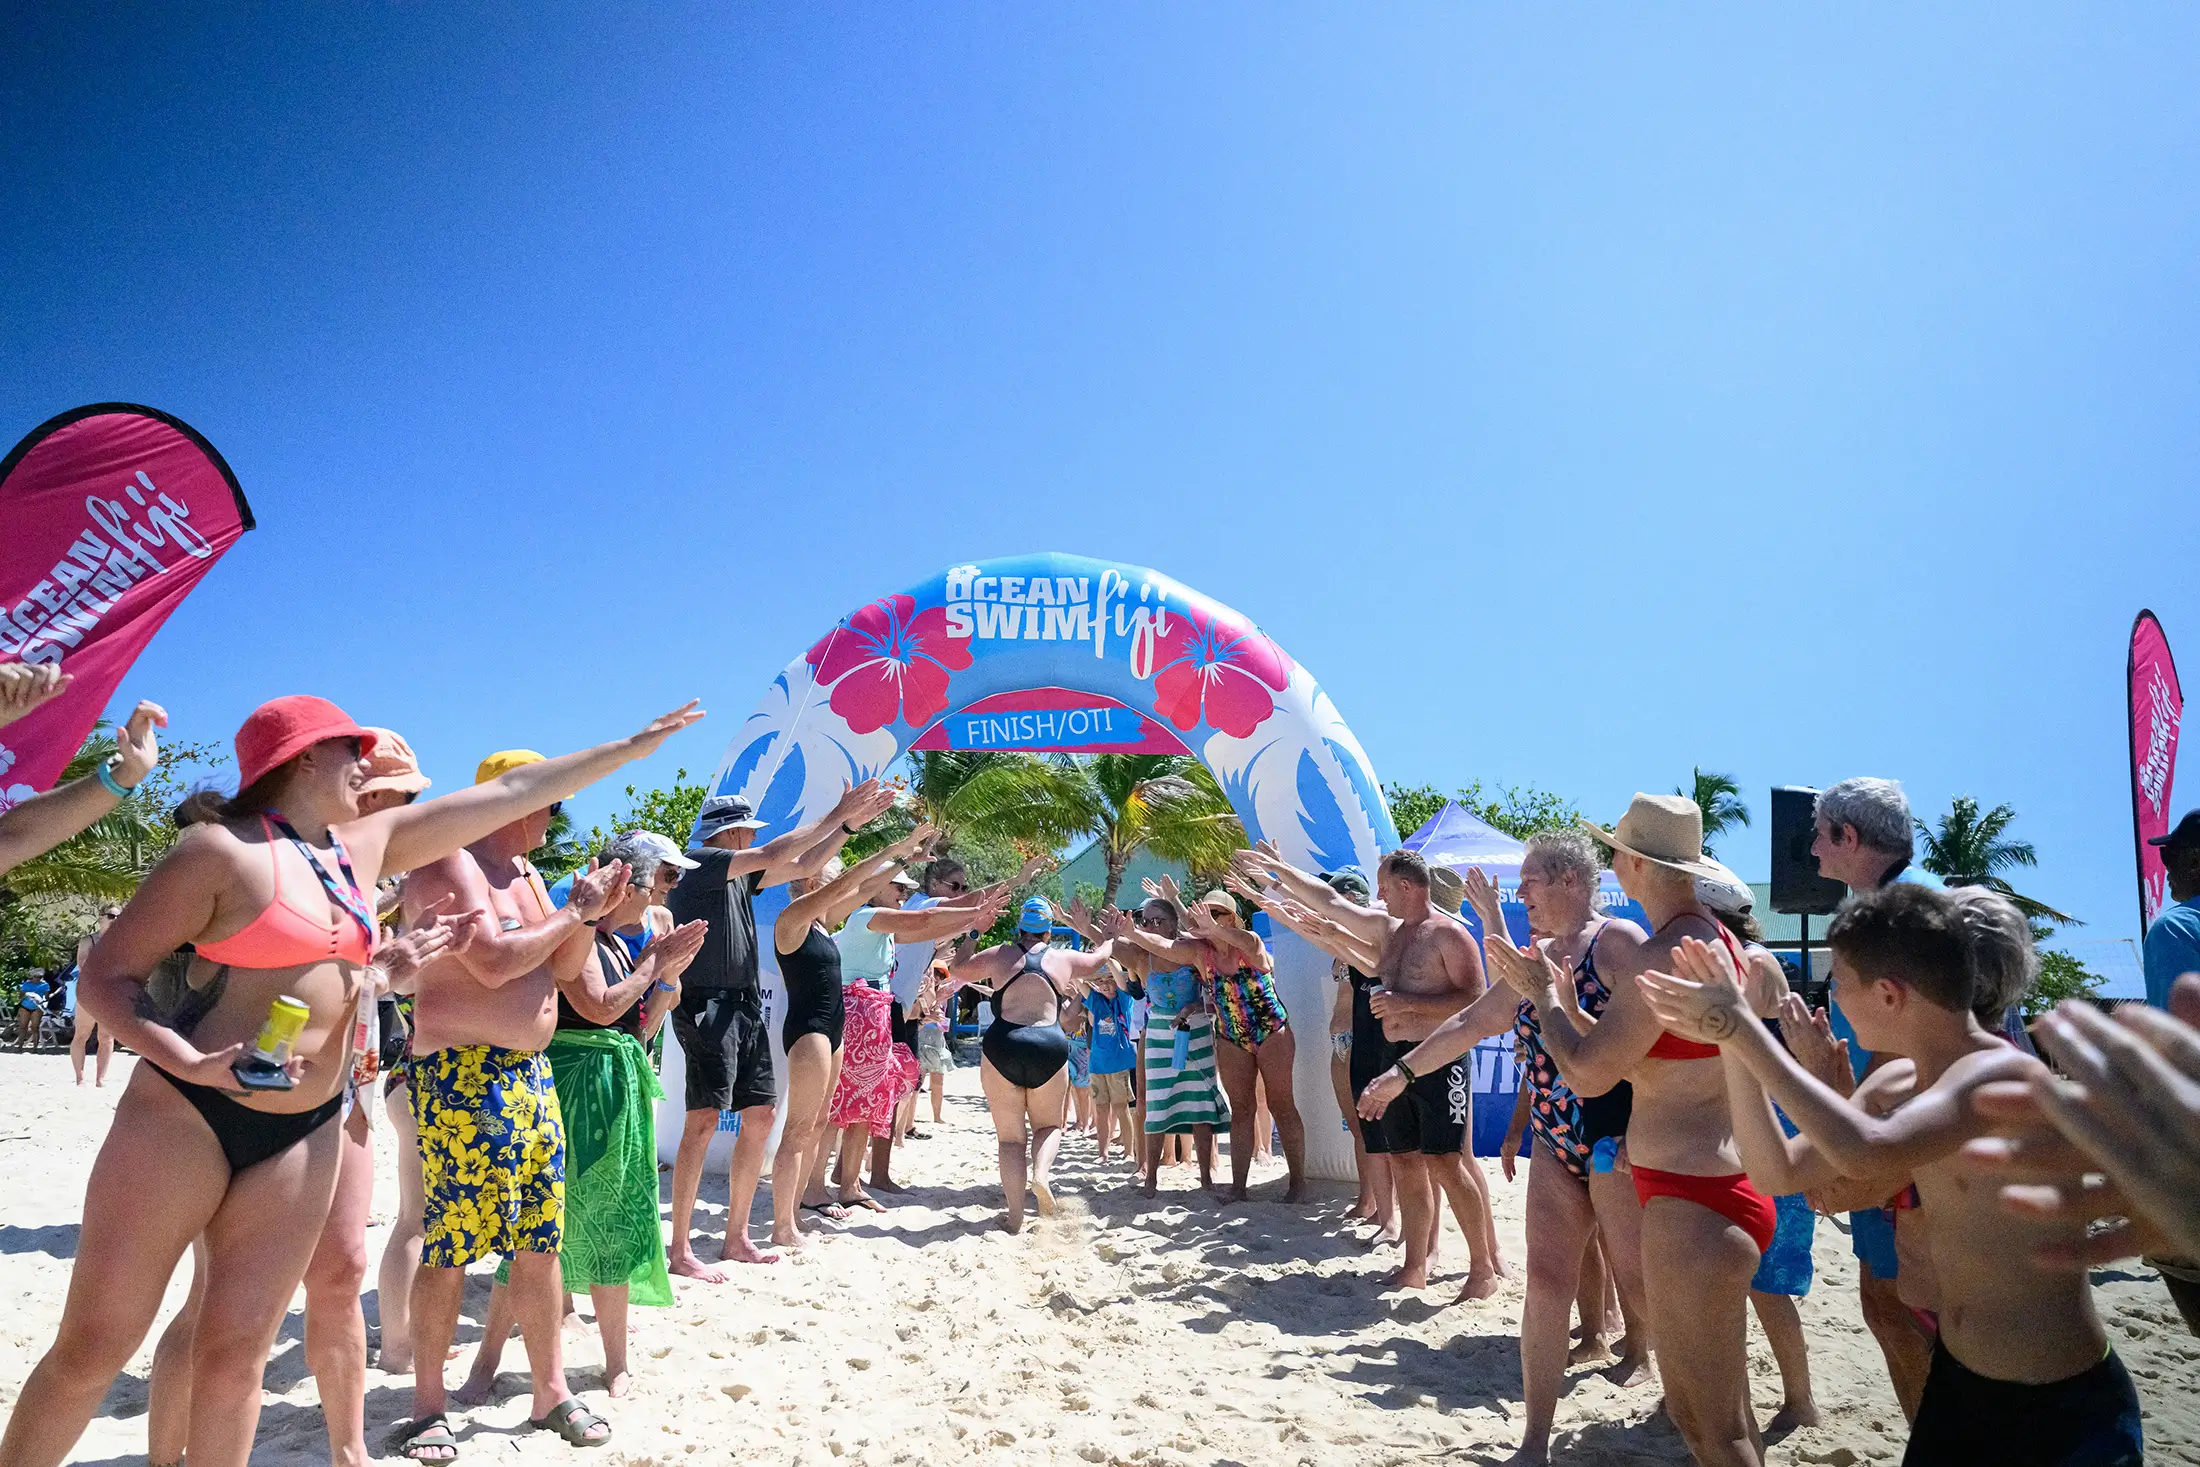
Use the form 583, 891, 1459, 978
0, 657, 2197, 1467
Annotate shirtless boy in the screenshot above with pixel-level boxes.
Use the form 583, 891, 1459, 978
1235, 844, 1499, 1295
399, 750, 632, 1458
1641, 882, 2144, 1467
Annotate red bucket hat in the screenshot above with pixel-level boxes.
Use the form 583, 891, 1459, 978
234, 696, 377, 791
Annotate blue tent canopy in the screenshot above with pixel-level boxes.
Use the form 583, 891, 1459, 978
1402, 800, 1643, 944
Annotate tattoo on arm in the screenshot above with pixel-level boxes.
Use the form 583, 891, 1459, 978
1702, 1002, 1742, 1042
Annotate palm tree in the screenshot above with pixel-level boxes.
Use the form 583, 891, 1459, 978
951, 753, 1244, 910
1676, 768, 1750, 860
1916, 796, 2077, 926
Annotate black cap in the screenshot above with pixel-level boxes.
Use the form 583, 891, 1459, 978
2148, 809, 2200, 850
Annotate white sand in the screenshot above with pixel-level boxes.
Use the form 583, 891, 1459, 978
1, 1049, 2194, 1465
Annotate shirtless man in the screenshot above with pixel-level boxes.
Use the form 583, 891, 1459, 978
1235, 844, 1499, 1295
400, 750, 632, 1457
1484, 795, 1779, 1467
1643, 884, 2146, 1466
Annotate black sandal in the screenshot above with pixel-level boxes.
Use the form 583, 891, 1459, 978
396, 1414, 460, 1462
529, 1398, 611, 1447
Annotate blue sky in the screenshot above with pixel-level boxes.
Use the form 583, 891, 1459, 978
5, 7, 2195, 987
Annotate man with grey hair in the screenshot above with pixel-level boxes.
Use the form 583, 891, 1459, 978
1809, 775, 1942, 1423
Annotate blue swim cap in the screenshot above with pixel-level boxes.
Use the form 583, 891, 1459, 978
1017, 897, 1054, 934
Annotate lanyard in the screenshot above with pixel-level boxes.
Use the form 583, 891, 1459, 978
267, 813, 375, 945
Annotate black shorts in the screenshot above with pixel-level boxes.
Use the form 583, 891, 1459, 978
1359, 1052, 1471, 1157
890, 999, 920, 1051
1905, 1340, 2142, 1466
670, 987, 776, 1114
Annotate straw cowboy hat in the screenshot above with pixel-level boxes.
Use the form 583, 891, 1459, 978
1580, 793, 1728, 881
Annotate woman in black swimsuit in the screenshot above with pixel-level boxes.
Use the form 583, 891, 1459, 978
945, 898, 1121, 1233
768, 825, 935, 1249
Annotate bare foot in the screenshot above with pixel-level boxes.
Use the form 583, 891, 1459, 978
450, 1373, 497, 1408
870, 1178, 909, 1195
1031, 1177, 1056, 1216
668, 1251, 729, 1284
1497, 1445, 1552, 1466
1455, 1267, 1500, 1303
1000, 1213, 1025, 1235
837, 1193, 888, 1213
606, 1370, 632, 1399
716, 1236, 782, 1265
768, 1224, 807, 1250
1388, 1261, 1430, 1289
1605, 1350, 1654, 1388
1567, 1335, 1613, 1366
1283, 1181, 1308, 1203
1138, 1181, 1158, 1198
1765, 1400, 1821, 1435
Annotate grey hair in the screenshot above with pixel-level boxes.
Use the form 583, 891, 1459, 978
1945, 886, 2036, 1024
599, 830, 680, 888
1522, 830, 1601, 891
1814, 777, 1915, 860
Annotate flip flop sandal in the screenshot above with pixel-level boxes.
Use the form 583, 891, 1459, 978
395, 1414, 461, 1462
841, 1193, 889, 1213
529, 1399, 611, 1448
800, 1201, 851, 1222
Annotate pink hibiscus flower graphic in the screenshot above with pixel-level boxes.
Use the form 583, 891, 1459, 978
1149, 604, 1291, 737
806, 594, 972, 735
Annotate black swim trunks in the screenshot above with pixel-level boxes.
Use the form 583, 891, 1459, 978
669, 987, 776, 1114
1904, 1341, 2142, 1467
1348, 968, 1470, 1157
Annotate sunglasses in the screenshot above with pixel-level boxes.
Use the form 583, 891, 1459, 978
941, 880, 969, 894
547, 801, 564, 819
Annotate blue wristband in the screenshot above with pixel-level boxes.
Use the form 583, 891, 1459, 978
96, 760, 132, 798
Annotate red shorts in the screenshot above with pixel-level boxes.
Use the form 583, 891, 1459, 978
1632, 1164, 1778, 1254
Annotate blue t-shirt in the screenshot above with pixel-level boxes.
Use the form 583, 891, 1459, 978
1084, 989, 1136, 1074
17, 979, 50, 1010
1826, 862, 1943, 1080
2144, 896, 2200, 1011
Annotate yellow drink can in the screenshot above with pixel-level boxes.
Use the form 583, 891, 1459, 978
253, 995, 311, 1062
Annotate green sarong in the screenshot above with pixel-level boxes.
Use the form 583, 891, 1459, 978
503, 1027, 672, 1305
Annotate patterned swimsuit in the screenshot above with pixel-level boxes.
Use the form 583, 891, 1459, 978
1512, 923, 1616, 1182
1211, 964, 1288, 1049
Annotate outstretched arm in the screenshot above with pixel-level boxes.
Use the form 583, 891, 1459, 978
749, 780, 901, 888
1231, 846, 1392, 946
364, 703, 704, 878
0, 700, 165, 879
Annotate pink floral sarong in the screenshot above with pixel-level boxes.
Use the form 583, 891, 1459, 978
828, 982, 917, 1132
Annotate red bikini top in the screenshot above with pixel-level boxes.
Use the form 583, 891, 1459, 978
1645, 917, 1746, 1062
196, 815, 375, 969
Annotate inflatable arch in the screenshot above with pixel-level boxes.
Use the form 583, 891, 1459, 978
701, 552, 1398, 1181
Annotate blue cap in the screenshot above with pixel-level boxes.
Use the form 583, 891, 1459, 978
1017, 897, 1054, 934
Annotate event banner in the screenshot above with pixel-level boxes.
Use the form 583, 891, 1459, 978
2128, 609, 2183, 928
0, 404, 254, 801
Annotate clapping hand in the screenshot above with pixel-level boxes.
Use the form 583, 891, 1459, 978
1781, 994, 1853, 1095
1961, 982, 2200, 1265
1462, 867, 1508, 934
1636, 936, 1750, 1046
375, 895, 483, 988
647, 919, 711, 987
628, 701, 706, 758
0, 662, 70, 731
567, 858, 632, 923
112, 700, 168, 788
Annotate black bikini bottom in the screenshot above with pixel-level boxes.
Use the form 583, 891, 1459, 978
150, 1064, 344, 1173
981, 1018, 1071, 1090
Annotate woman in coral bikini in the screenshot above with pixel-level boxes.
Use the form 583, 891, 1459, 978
0, 694, 703, 1467
1485, 795, 1788, 1467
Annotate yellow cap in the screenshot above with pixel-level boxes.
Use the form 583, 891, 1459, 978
475, 749, 546, 784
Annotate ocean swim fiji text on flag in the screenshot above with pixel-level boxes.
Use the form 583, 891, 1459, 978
0, 404, 255, 806
2128, 610, 2183, 929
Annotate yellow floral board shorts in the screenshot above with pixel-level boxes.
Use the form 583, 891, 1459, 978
412, 1044, 565, 1268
